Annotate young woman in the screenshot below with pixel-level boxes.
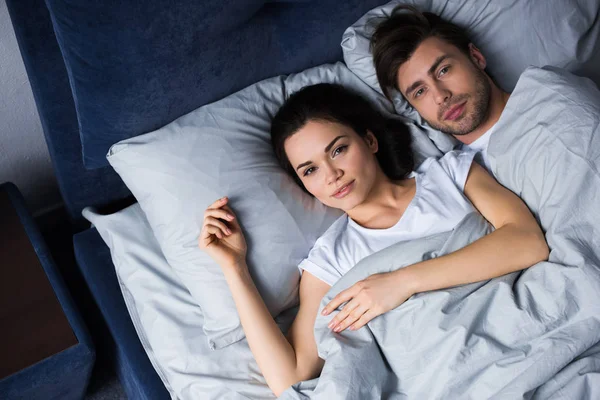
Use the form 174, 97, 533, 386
198, 84, 549, 396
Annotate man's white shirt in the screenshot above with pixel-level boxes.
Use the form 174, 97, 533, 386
460, 125, 496, 174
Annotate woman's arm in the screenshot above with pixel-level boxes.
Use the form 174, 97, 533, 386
199, 197, 329, 396
223, 267, 328, 396
323, 163, 549, 332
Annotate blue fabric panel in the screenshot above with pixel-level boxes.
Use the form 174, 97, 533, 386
1, 345, 94, 400
44, 0, 387, 169
5, 0, 131, 226
73, 227, 170, 399
0, 183, 95, 400
6, 0, 386, 222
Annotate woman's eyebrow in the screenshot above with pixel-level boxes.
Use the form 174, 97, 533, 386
296, 135, 347, 171
324, 135, 347, 153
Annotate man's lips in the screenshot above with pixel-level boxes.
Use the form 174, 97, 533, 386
332, 180, 355, 198
443, 101, 466, 121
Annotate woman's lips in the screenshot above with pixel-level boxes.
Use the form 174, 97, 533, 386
332, 180, 355, 199
444, 101, 466, 121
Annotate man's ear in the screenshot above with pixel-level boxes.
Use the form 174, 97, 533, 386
365, 130, 379, 153
468, 43, 487, 70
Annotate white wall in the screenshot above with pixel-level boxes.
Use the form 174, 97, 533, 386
0, 0, 62, 215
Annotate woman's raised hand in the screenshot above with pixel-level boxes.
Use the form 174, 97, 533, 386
198, 197, 247, 269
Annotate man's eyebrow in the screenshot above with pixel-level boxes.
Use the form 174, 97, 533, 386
405, 80, 424, 97
404, 55, 451, 96
295, 135, 347, 171
428, 55, 450, 76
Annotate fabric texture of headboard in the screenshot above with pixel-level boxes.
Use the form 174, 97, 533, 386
7, 0, 386, 225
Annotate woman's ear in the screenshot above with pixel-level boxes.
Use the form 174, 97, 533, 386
365, 130, 379, 153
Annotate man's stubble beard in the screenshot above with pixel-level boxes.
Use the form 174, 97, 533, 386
427, 67, 491, 136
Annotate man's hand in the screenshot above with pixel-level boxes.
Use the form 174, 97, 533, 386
321, 270, 416, 332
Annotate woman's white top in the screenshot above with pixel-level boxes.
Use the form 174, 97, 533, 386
298, 150, 476, 286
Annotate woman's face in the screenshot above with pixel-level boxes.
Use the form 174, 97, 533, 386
284, 119, 380, 211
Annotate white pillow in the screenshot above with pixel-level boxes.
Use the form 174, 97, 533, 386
342, 0, 600, 151
82, 204, 175, 397
83, 204, 288, 399
107, 62, 442, 350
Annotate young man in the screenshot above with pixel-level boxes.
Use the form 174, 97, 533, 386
371, 5, 509, 173
370, 6, 600, 397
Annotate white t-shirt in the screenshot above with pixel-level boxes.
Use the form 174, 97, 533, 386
298, 150, 476, 286
460, 125, 495, 174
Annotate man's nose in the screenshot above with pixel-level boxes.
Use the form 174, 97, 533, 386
433, 83, 451, 105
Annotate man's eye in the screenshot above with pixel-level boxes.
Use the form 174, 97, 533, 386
303, 167, 315, 176
333, 145, 347, 157
414, 88, 425, 98
439, 66, 450, 76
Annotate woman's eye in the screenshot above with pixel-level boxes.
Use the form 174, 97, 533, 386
333, 145, 347, 157
303, 167, 315, 177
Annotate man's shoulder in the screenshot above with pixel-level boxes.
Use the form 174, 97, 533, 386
515, 66, 600, 110
490, 66, 599, 164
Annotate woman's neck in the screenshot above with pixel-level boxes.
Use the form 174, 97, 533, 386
347, 173, 416, 230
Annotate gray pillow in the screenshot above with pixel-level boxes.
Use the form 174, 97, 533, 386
107, 62, 442, 350
342, 0, 600, 152
83, 204, 280, 398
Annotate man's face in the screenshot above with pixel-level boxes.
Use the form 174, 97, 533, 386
397, 37, 491, 136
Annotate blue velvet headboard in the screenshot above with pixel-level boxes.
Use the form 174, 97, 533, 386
7, 0, 386, 226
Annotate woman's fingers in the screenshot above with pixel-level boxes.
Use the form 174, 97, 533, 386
221, 205, 241, 229
199, 197, 236, 247
204, 216, 232, 236
208, 196, 229, 209
203, 198, 240, 230
205, 224, 224, 240
204, 207, 235, 223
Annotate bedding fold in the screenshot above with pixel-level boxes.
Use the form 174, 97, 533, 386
281, 204, 600, 398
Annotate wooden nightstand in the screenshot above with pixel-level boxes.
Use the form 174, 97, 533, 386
0, 183, 94, 400
0, 186, 78, 378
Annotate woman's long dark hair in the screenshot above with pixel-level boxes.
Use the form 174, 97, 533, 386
270, 83, 414, 192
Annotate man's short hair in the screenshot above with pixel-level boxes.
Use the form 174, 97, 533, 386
371, 5, 472, 99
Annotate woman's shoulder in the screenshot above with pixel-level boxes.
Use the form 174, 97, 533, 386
300, 214, 351, 286
311, 214, 350, 250
416, 150, 474, 172
415, 150, 476, 191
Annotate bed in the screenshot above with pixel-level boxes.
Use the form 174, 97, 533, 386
6, 0, 600, 399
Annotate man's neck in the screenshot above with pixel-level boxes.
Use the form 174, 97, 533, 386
455, 84, 510, 146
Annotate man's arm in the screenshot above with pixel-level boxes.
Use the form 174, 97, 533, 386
402, 161, 549, 292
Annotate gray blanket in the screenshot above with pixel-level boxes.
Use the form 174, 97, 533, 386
488, 66, 600, 398
281, 67, 600, 399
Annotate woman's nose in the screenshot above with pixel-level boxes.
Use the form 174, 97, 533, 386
325, 163, 343, 184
